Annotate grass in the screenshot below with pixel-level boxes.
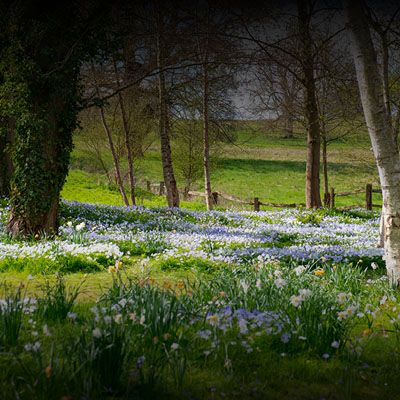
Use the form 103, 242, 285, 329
66, 119, 380, 210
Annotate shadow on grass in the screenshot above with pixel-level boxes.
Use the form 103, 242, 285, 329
216, 158, 367, 176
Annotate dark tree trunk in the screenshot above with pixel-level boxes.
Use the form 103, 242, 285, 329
156, 18, 179, 208
112, 57, 136, 206
0, 119, 14, 197
90, 60, 129, 207
298, 0, 322, 208
202, 65, 213, 211
321, 123, 329, 206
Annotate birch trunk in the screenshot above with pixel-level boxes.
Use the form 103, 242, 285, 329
344, 0, 400, 284
297, 0, 322, 209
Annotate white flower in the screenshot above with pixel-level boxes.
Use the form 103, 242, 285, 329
118, 298, 127, 308
24, 343, 33, 352
140, 314, 146, 325
256, 279, 262, 290
299, 289, 312, 299
75, 222, 85, 231
331, 341, 340, 349
33, 341, 41, 352
171, 343, 179, 350
337, 311, 346, 321
67, 221, 73, 227
43, 324, 51, 337
113, 314, 122, 324
67, 312, 77, 320
337, 292, 347, 304
92, 327, 102, 338
345, 305, 357, 317
27, 274, 34, 280
104, 315, 112, 325
240, 280, 249, 294
128, 313, 136, 322
274, 278, 286, 289
290, 295, 303, 308
274, 269, 283, 278
293, 265, 306, 276
371, 262, 378, 270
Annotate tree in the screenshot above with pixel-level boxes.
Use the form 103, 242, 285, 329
344, 0, 400, 284
0, 119, 13, 196
0, 2, 109, 237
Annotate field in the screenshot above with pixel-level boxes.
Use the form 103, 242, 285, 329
67, 121, 381, 210
0, 122, 397, 399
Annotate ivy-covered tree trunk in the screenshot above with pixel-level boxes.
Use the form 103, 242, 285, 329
0, 119, 14, 197
3, 83, 77, 237
0, 3, 95, 237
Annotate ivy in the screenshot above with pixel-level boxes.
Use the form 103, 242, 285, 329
0, 35, 81, 233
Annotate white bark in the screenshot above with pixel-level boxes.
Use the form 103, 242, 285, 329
344, 0, 400, 284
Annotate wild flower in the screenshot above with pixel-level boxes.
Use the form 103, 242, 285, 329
92, 327, 102, 338
331, 341, 340, 349
240, 281, 249, 294
299, 289, 312, 299
337, 293, 347, 304
293, 265, 306, 275
171, 343, 179, 350
274, 278, 286, 289
290, 295, 303, 308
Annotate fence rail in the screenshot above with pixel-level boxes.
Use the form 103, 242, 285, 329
144, 180, 382, 212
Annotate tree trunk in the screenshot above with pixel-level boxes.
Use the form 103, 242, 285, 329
112, 57, 136, 206
0, 118, 14, 197
321, 123, 329, 206
283, 110, 294, 139
156, 19, 180, 208
298, 0, 322, 208
344, 0, 400, 284
90, 60, 129, 207
202, 65, 213, 211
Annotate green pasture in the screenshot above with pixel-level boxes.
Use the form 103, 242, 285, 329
67, 120, 380, 210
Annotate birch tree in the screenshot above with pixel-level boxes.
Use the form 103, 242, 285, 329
344, 0, 400, 284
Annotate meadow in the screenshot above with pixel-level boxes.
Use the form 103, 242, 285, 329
0, 123, 396, 399
67, 121, 380, 210
0, 198, 399, 399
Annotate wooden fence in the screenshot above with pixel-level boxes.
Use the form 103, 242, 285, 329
145, 180, 382, 212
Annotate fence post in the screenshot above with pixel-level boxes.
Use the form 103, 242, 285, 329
159, 181, 165, 196
212, 192, 218, 206
254, 197, 260, 212
366, 184, 372, 210
324, 192, 330, 208
329, 187, 335, 208
146, 180, 151, 191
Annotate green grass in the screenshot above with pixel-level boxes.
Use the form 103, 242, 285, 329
67, 120, 380, 210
